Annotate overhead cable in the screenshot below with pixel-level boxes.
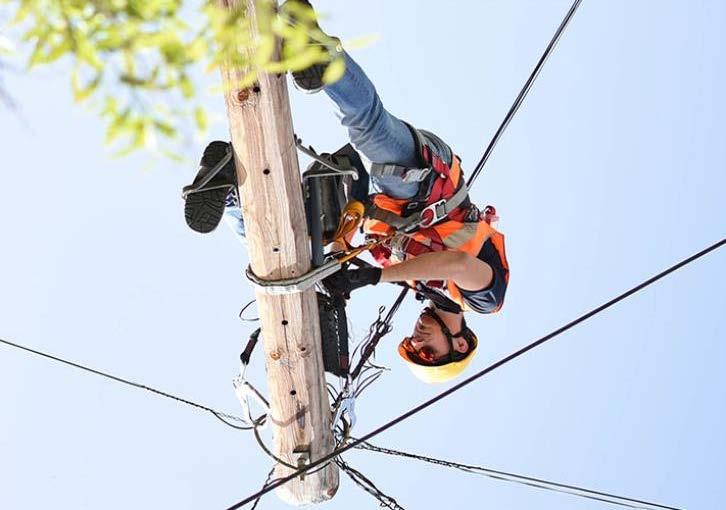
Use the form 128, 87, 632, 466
467, 0, 584, 186
224, 238, 724, 509
355, 440, 681, 510
0, 337, 250, 429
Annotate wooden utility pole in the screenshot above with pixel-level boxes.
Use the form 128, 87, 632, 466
218, 0, 339, 504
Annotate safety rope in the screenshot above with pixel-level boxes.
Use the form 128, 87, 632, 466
0, 337, 250, 429
224, 238, 724, 509
354, 440, 681, 510
335, 457, 406, 510
467, 0, 583, 187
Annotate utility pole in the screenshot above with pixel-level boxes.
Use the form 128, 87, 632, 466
218, 0, 339, 504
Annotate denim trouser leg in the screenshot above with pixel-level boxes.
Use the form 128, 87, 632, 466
324, 52, 420, 200
224, 50, 419, 241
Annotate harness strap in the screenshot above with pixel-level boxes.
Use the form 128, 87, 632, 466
365, 183, 470, 233
370, 163, 432, 183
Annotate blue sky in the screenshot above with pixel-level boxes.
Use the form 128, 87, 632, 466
1, 1, 724, 509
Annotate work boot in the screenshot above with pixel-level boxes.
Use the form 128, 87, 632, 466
183, 141, 238, 234
282, 0, 341, 94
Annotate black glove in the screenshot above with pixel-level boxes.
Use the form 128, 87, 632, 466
323, 267, 382, 298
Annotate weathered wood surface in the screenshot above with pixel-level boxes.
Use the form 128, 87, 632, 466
218, 0, 338, 504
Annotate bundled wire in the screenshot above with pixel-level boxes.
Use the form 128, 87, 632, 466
354, 440, 681, 510
336, 457, 406, 510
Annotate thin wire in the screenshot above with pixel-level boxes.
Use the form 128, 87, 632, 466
349, 288, 408, 381
239, 299, 260, 322
0, 337, 251, 429
250, 467, 276, 510
212, 411, 254, 431
225, 238, 724, 509
355, 440, 681, 510
467, 0, 584, 186
336, 458, 406, 510
252, 423, 298, 470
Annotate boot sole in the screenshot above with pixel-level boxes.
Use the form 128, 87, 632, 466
292, 63, 326, 94
184, 188, 228, 233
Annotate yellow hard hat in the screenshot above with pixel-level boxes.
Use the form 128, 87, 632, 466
397, 309, 478, 384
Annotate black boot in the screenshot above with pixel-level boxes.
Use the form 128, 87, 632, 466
182, 141, 238, 234
282, 0, 341, 94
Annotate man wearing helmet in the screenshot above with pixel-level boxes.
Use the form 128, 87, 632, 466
182, 0, 509, 383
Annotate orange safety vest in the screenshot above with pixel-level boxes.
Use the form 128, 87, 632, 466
363, 156, 509, 313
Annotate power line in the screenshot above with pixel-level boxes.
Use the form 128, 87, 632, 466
0, 337, 250, 429
467, 0, 583, 186
225, 238, 724, 509
355, 440, 680, 510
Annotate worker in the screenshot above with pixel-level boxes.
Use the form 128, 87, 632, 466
182, 0, 509, 383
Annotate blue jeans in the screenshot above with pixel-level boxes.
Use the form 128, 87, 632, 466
225, 50, 419, 239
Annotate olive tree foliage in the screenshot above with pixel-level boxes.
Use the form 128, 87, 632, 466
0, 0, 346, 158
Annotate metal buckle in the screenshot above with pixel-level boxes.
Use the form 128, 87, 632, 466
412, 199, 448, 230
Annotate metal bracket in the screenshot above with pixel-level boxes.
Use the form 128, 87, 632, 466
245, 259, 341, 295
296, 136, 359, 181
233, 375, 270, 427
292, 446, 311, 480
332, 377, 356, 435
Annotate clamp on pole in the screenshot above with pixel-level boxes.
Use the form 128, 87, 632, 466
245, 259, 341, 295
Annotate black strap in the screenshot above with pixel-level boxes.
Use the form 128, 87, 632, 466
414, 284, 462, 314
240, 328, 261, 366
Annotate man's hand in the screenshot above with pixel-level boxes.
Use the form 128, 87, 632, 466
323, 266, 382, 299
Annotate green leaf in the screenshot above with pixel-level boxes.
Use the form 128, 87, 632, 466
72, 72, 102, 102
27, 35, 48, 68
179, 74, 194, 98
12, 1, 34, 24
194, 106, 207, 131
252, 33, 275, 66
45, 37, 72, 64
343, 33, 380, 50
105, 108, 132, 144
77, 38, 104, 70
153, 119, 176, 139
275, 45, 323, 72
322, 55, 345, 84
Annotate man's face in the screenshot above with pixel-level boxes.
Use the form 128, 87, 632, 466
401, 310, 469, 364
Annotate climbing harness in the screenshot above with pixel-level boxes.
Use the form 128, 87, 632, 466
364, 128, 472, 234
